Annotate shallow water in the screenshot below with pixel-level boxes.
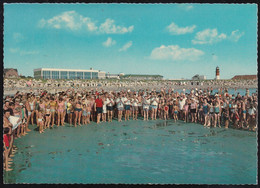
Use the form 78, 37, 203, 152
4, 120, 257, 184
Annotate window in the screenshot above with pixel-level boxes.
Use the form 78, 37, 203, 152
84, 72, 91, 79
69, 71, 76, 79
52, 71, 59, 79
34, 71, 41, 79
77, 72, 83, 79
60, 71, 68, 79
42, 71, 51, 79
92, 72, 98, 79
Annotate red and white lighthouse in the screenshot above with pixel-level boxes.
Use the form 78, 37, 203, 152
215, 66, 220, 80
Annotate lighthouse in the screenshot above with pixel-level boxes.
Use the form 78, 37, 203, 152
215, 66, 220, 80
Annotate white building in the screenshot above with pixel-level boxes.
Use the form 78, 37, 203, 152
192, 74, 206, 80
33, 68, 106, 80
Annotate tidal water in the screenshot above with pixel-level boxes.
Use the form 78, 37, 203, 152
4, 119, 257, 184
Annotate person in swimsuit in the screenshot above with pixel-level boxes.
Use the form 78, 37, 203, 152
116, 95, 124, 122
67, 99, 73, 125
107, 95, 114, 122
74, 98, 83, 127
82, 104, 88, 125
164, 103, 169, 120
233, 109, 240, 129
143, 95, 150, 121
131, 95, 139, 120
86, 103, 91, 124
49, 97, 57, 128
3, 127, 12, 171
202, 99, 209, 127
35, 96, 40, 127
183, 100, 189, 123
29, 96, 36, 125
190, 99, 197, 123
173, 102, 179, 122
57, 98, 65, 127
13, 99, 22, 138
102, 96, 107, 122
38, 110, 44, 134
150, 94, 159, 120
45, 104, 51, 128
224, 106, 230, 129
214, 101, 221, 128
124, 96, 131, 121
208, 102, 214, 127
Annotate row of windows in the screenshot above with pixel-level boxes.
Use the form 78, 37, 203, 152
40, 71, 100, 79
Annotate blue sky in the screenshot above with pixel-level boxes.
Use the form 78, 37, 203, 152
4, 4, 257, 79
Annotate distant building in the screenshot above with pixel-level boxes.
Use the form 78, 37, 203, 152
192, 74, 206, 80
106, 73, 120, 79
33, 68, 106, 80
4, 68, 19, 78
215, 66, 220, 80
121, 74, 163, 80
232, 75, 257, 80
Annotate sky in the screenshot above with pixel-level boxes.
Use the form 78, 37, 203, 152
4, 4, 258, 79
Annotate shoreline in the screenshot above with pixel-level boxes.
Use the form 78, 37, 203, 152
3, 84, 257, 96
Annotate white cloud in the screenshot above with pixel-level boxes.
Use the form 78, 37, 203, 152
167, 22, 196, 35
119, 41, 133, 52
192, 28, 244, 45
229, 30, 244, 42
192, 28, 227, 44
39, 11, 134, 34
103, 37, 116, 47
99, 18, 134, 34
9, 48, 39, 55
150, 45, 204, 61
38, 11, 97, 31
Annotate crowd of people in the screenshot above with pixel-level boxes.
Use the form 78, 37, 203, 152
3, 87, 258, 171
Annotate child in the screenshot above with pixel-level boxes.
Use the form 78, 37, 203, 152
38, 110, 44, 133
3, 127, 12, 171
82, 104, 87, 125
173, 103, 179, 122
86, 103, 91, 124
164, 103, 169, 120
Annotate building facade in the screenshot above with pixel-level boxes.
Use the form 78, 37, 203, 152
121, 74, 163, 80
192, 74, 206, 80
34, 68, 106, 80
4, 68, 19, 78
232, 75, 257, 80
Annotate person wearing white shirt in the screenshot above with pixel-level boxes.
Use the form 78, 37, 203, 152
115, 95, 124, 122
179, 97, 186, 120
106, 95, 114, 122
143, 96, 150, 121
131, 95, 139, 120
150, 95, 159, 120
102, 97, 108, 122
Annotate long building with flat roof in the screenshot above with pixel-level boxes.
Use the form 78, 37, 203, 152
34, 68, 106, 80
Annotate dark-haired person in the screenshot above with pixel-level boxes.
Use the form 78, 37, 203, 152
95, 94, 103, 124
107, 95, 114, 122
3, 127, 12, 171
